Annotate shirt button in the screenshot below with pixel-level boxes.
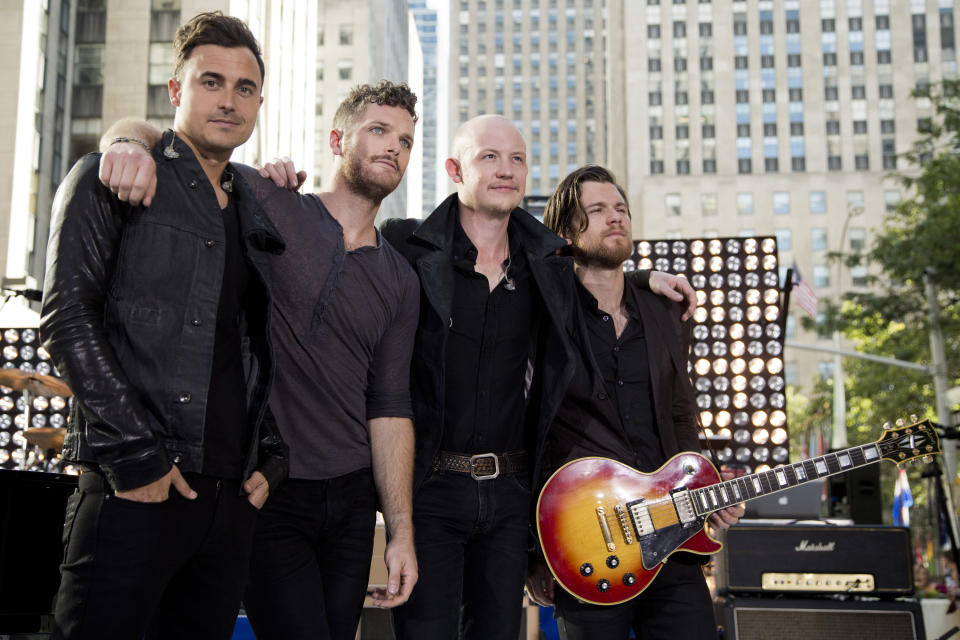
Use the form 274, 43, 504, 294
618, 379, 624, 386
204, 239, 215, 247
178, 393, 192, 404
598, 391, 607, 400
613, 346, 620, 352
189, 179, 199, 189
191, 318, 202, 326
602, 315, 610, 322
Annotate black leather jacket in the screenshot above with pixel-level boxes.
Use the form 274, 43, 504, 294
381, 193, 579, 490
40, 131, 288, 492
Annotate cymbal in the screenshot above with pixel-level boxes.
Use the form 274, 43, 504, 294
0, 369, 72, 397
22, 426, 65, 451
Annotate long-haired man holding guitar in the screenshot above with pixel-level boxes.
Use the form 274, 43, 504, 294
528, 165, 744, 639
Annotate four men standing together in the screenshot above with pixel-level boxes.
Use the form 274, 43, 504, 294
41, 10, 740, 640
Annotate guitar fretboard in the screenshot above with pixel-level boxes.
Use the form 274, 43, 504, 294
689, 444, 881, 515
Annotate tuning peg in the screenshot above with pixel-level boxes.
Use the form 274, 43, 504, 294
883, 422, 893, 430
924, 456, 934, 464
910, 414, 919, 423
898, 463, 906, 470
896, 418, 905, 427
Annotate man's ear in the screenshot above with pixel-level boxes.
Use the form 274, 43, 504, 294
445, 157, 462, 183
330, 129, 344, 156
168, 77, 182, 107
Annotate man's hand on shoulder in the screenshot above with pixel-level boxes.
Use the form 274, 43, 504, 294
256, 156, 306, 191
648, 271, 698, 321
114, 465, 196, 503
99, 141, 157, 207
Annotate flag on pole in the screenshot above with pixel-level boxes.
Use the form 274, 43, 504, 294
791, 262, 819, 316
893, 467, 913, 527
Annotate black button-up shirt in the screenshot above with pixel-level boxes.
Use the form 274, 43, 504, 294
578, 279, 663, 472
442, 218, 535, 454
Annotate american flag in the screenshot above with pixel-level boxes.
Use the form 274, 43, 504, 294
791, 262, 819, 316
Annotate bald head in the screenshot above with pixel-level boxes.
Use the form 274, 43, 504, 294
445, 114, 528, 217
451, 115, 524, 163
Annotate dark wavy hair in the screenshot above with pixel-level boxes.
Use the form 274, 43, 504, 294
332, 81, 419, 133
543, 165, 630, 244
174, 11, 265, 85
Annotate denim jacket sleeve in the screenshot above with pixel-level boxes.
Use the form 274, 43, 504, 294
40, 154, 172, 491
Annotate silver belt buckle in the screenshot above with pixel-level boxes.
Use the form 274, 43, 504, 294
469, 453, 500, 480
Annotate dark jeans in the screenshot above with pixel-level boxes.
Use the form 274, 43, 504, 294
52, 471, 258, 640
392, 471, 531, 640
243, 468, 378, 640
554, 555, 716, 640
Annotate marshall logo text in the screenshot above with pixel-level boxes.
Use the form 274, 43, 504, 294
795, 540, 837, 552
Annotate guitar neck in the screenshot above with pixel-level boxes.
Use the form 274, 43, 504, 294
690, 443, 882, 516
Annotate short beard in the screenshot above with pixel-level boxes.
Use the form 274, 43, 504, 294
340, 151, 398, 204
571, 239, 633, 270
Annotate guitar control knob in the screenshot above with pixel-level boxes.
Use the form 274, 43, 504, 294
606, 555, 620, 569
623, 573, 636, 586
580, 563, 594, 577
597, 579, 611, 592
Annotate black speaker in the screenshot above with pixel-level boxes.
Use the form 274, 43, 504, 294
828, 457, 882, 524
723, 596, 924, 640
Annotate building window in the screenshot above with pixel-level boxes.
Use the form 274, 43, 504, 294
826, 120, 840, 134
855, 154, 870, 169
735, 56, 749, 69
338, 59, 353, 80
765, 158, 779, 172
676, 124, 689, 138
648, 24, 661, 38
772, 192, 790, 215
884, 190, 901, 212
849, 17, 863, 31
850, 51, 864, 65
822, 18, 835, 32
851, 265, 868, 287
849, 228, 866, 252
703, 159, 716, 173
702, 193, 718, 216
788, 88, 803, 101
764, 123, 777, 136
809, 191, 826, 214
762, 89, 776, 103
339, 24, 353, 45
648, 58, 661, 72
677, 159, 690, 174
790, 122, 804, 135
650, 125, 663, 139
853, 121, 867, 134
852, 85, 866, 99
761, 55, 775, 68
879, 84, 893, 98
702, 124, 715, 138
811, 227, 828, 251
699, 23, 712, 37
737, 123, 750, 137
791, 157, 805, 171
824, 86, 839, 101
775, 228, 792, 251
701, 90, 715, 104
878, 50, 892, 64
737, 192, 754, 215
738, 158, 752, 174
673, 21, 686, 37
823, 52, 837, 66
787, 54, 802, 67
813, 265, 830, 289
651, 160, 664, 174
666, 193, 682, 216
828, 156, 842, 170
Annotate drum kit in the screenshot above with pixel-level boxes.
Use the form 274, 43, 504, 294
0, 369, 73, 473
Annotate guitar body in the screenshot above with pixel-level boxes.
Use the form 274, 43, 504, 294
536, 454, 723, 605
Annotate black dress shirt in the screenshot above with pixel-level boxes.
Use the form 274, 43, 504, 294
577, 279, 664, 472
441, 218, 536, 454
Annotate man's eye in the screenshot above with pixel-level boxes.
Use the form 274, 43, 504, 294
371, 127, 383, 134
401, 139, 411, 149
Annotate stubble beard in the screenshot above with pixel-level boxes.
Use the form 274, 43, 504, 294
572, 236, 633, 270
341, 151, 400, 205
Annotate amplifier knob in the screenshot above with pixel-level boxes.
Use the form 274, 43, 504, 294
623, 573, 636, 586
606, 555, 620, 569
580, 563, 594, 576
597, 579, 611, 592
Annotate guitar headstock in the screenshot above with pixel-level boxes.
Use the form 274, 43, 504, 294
875, 417, 941, 465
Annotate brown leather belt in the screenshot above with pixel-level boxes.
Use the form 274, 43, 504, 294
432, 450, 528, 480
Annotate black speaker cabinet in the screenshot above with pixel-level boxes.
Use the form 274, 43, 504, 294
828, 459, 883, 524
716, 524, 913, 596
723, 597, 924, 640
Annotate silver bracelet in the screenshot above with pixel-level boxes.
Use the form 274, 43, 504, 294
110, 136, 151, 152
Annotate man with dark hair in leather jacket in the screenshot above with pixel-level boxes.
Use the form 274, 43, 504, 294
40, 12, 287, 640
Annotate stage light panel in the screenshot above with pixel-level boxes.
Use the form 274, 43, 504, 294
0, 327, 72, 470
628, 236, 787, 472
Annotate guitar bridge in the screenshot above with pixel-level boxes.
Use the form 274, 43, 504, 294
671, 489, 697, 524
615, 504, 634, 544
626, 499, 654, 537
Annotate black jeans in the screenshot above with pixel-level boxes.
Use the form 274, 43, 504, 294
554, 555, 716, 640
243, 468, 378, 640
392, 471, 531, 640
52, 471, 258, 640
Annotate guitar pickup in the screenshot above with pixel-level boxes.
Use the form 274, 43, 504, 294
671, 489, 697, 524
626, 499, 655, 537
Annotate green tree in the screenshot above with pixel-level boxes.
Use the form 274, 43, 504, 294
797, 81, 960, 540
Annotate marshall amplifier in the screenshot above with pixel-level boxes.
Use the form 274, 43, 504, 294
715, 524, 912, 596
722, 596, 925, 640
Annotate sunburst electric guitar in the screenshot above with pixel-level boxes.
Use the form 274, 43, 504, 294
536, 419, 939, 605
